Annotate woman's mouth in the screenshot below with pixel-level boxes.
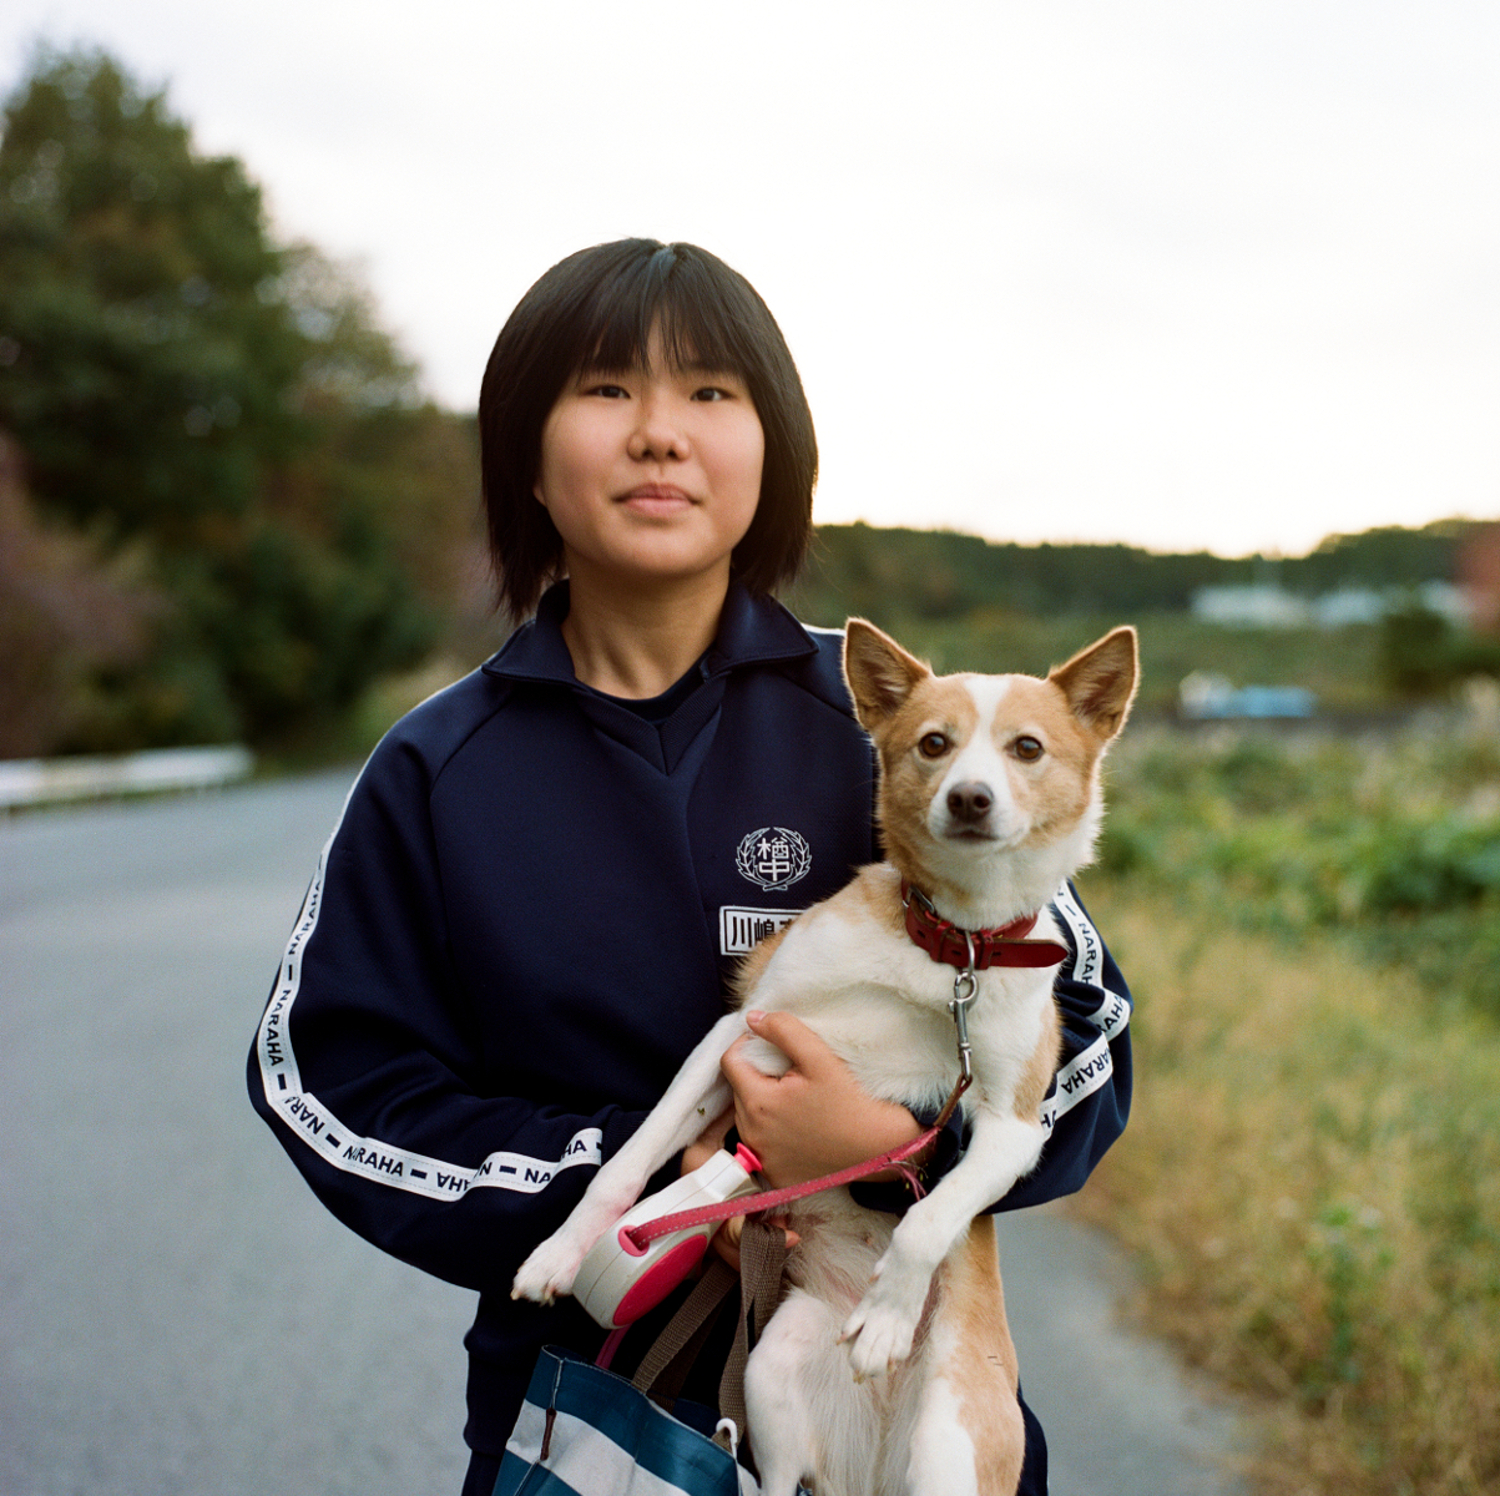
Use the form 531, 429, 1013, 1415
620, 484, 694, 516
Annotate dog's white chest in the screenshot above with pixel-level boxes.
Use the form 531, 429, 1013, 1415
753, 903, 1055, 1116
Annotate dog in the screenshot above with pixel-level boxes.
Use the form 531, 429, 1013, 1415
512, 617, 1139, 1496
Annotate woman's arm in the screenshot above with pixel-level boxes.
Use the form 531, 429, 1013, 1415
246, 733, 652, 1297
996, 882, 1132, 1209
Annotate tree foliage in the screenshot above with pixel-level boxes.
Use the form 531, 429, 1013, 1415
0, 432, 156, 756
0, 46, 478, 752
1379, 602, 1500, 698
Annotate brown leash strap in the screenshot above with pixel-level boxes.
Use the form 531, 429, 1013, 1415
715, 1218, 788, 1452
629, 1255, 739, 1397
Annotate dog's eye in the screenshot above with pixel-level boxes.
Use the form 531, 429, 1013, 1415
1012, 735, 1045, 762
917, 732, 950, 759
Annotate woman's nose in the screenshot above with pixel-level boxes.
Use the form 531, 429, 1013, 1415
627, 393, 688, 461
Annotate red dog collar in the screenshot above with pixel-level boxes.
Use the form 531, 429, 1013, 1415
901, 882, 1069, 970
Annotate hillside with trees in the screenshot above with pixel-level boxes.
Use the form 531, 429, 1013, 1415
782, 520, 1494, 715
0, 47, 484, 757
784, 519, 1478, 625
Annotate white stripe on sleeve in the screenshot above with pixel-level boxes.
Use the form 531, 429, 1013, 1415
1039, 883, 1131, 1134
254, 772, 601, 1200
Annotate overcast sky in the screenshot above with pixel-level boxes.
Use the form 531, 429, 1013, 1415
3, 0, 1496, 558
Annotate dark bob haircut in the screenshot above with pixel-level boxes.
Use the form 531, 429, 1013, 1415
479, 239, 818, 620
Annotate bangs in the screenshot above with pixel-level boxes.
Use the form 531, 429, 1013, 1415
571, 245, 762, 381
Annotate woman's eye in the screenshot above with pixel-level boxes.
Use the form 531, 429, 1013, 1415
587, 383, 629, 399
918, 732, 949, 759
1012, 735, 1044, 762
691, 386, 729, 402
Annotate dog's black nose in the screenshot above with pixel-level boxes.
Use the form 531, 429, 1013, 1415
946, 782, 993, 823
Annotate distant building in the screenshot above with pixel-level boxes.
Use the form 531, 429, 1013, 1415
1310, 588, 1386, 627
1191, 586, 1310, 627
1192, 581, 1471, 630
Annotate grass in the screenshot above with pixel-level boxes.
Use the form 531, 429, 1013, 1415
1070, 887, 1500, 1494
1066, 716, 1500, 1494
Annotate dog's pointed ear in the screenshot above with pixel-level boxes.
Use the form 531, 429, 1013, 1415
844, 618, 932, 730
1049, 626, 1139, 741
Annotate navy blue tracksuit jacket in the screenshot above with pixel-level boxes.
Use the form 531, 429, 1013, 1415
248, 580, 1132, 1481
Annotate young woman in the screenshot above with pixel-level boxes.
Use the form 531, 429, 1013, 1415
249, 239, 1133, 1495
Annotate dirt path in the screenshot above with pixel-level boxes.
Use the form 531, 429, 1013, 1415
999, 1206, 1253, 1494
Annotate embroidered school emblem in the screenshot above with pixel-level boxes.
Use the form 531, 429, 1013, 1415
735, 827, 812, 891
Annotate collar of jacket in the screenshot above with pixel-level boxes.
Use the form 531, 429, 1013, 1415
481, 578, 820, 688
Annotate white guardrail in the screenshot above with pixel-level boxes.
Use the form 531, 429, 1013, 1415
0, 745, 254, 809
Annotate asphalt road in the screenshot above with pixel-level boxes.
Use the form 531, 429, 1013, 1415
0, 771, 1249, 1495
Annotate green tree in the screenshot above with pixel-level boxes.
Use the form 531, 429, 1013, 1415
1290, 521, 1470, 597
0, 47, 303, 542
0, 46, 459, 750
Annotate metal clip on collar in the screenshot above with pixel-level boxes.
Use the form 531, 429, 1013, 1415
947, 930, 977, 1084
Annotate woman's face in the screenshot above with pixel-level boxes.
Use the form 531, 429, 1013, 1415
533, 326, 765, 598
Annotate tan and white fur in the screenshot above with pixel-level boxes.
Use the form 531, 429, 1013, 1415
512, 619, 1139, 1496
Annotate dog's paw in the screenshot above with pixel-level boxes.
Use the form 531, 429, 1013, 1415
838, 1294, 919, 1380
511, 1233, 585, 1305
837, 1247, 935, 1378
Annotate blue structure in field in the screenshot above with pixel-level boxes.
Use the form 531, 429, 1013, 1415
1179, 672, 1317, 720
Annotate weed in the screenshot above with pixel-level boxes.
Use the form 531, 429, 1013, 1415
1070, 886, 1500, 1495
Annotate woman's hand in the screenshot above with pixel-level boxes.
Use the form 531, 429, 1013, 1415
719, 1009, 926, 1188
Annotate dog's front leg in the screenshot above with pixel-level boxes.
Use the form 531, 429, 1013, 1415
840, 1107, 1045, 1379
511, 1011, 746, 1304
